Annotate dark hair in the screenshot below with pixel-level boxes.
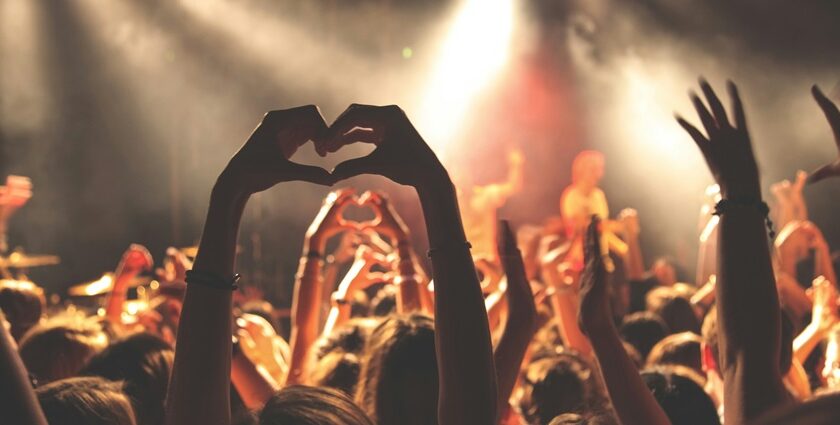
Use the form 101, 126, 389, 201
647, 332, 704, 377
641, 367, 720, 425
519, 351, 607, 425
702, 307, 793, 375
619, 312, 669, 361
311, 318, 378, 396
646, 288, 700, 335
259, 385, 373, 425
82, 332, 174, 425
369, 285, 397, 317
0, 279, 45, 341
355, 314, 437, 425
19, 317, 108, 384
36, 376, 136, 425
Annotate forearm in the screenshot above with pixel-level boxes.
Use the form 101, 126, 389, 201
231, 351, 280, 409
793, 323, 825, 365
589, 322, 671, 425
104, 274, 133, 325
718, 207, 788, 423
550, 290, 593, 358
494, 259, 537, 415
286, 256, 324, 385
395, 244, 422, 313
0, 311, 48, 425
815, 243, 837, 286
165, 185, 247, 425
416, 177, 497, 425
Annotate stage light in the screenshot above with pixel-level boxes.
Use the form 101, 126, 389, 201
417, 0, 515, 157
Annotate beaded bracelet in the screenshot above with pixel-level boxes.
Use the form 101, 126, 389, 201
713, 198, 776, 239
185, 269, 241, 290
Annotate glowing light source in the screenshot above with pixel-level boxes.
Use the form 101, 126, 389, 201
418, 0, 515, 156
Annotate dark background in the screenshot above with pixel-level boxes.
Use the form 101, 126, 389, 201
1, 0, 838, 305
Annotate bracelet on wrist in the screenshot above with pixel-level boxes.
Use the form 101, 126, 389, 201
713, 198, 776, 239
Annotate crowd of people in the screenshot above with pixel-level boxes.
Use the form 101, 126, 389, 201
1, 80, 840, 425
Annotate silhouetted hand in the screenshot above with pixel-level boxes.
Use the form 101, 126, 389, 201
807, 85, 840, 184
218, 106, 333, 194
326, 104, 447, 187
676, 79, 760, 199
578, 216, 610, 335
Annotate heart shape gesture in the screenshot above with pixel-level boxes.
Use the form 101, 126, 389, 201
320, 104, 448, 188
219, 105, 334, 194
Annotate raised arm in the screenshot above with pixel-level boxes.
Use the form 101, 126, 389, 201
165, 106, 332, 425
286, 188, 355, 385
494, 220, 538, 417
578, 217, 672, 425
676, 79, 789, 423
105, 244, 153, 327
330, 104, 498, 424
0, 310, 48, 425
806, 85, 840, 184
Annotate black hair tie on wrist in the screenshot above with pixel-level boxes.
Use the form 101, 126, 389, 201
185, 270, 241, 290
427, 241, 472, 259
713, 198, 775, 239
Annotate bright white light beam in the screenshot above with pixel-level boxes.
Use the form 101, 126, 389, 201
418, 0, 515, 157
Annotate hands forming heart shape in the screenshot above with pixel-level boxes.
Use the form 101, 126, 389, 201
304, 187, 411, 253
218, 104, 448, 196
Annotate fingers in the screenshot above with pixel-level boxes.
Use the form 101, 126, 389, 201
327, 104, 384, 153
806, 162, 838, 184
332, 154, 382, 182
676, 115, 711, 159
700, 78, 729, 128
284, 162, 334, 186
690, 91, 718, 136
812, 85, 840, 149
584, 216, 601, 266
727, 80, 747, 132
496, 220, 517, 256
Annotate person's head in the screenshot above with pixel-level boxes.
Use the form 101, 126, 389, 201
0, 279, 45, 341
645, 288, 701, 335
647, 332, 704, 377
36, 376, 136, 425
19, 316, 108, 384
369, 285, 397, 317
547, 411, 618, 425
518, 351, 608, 425
311, 318, 377, 396
641, 366, 720, 425
355, 314, 437, 425
571, 150, 605, 187
702, 307, 793, 377
619, 312, 669, 361
82, 332, 174, 425
259, 385, 373, 425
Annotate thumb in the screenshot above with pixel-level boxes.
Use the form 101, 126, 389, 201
332, 154, 380, 182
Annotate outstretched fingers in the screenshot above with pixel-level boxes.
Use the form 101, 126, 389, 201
812, 85, 840, 150
700, 78, 729, 128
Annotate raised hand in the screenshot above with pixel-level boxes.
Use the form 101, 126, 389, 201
325, 104, 447, 187
676, 79, 760, 199
359, 190, 410, 242
117, 244, 154, 275
218, 105, 333, 194
304, 188, 360, 252
807, 85, 840, 184
577, 216, 610, 336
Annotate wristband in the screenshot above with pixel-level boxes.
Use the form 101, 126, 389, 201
185, 270, 241, 290
713, 198, 775, 238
